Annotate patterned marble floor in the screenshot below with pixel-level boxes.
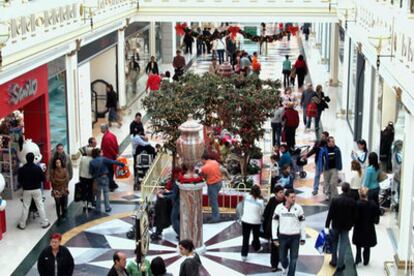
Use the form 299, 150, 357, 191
16, 35, 359, 276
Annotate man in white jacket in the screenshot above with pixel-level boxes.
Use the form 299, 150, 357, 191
272, 189, 306, 275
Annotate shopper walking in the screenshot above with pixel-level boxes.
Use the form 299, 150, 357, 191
325, 182, 356, 273
172, 50, 186, 81
145, 71, 162, 93
178, 240, 202, 276
106, 84, 122, 128
318, 136, 343, 200
363, 152, 381, 206
79, 147, 95, 211
349, 160, 363, 201
50, 158, 69, 222
145, 55, 159, 75
272, 189, 306, 276
100, 124, 120, 191
262, 185, 285, 272
305, 131, 329, 195
314, 84, 329, 134
352, 188, 381, 266
271, 100, 284, 146
281, 87, 297, 107
379, 122, 394, 172
130, 112, 145, 136
240, 185, 265, 261
293, 55, 308, 89
282, 102, 300, 150
282, 55, 292, 88
90, 148, 125, 213
49, 143, 73, 181
183, 31, 194, 55
37, 233, 74, 276
108, 251, 129, 276
200, 153, 223, 223
18, 153, 50, 230
213, 36, 226, 64
300, 83, 315, 130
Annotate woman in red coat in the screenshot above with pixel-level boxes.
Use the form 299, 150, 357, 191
294, 55, 308, 89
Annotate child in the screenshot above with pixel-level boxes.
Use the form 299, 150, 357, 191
270, 154, 280, 192
278, 164, 293, 189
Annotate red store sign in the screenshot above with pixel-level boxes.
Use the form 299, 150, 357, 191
0, 65, 48, 118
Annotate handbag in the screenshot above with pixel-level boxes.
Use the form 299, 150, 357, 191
290, 67, 297, 78
306, 102, 318, 118
74, 182, 83, 202
378, 170, 388, 182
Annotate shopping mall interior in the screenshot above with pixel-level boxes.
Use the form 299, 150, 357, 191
0, 0, 413, 275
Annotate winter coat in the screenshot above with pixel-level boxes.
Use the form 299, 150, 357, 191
37, 245, 74, 276
325, 193, 356, 231
352, 199, 380, 247
262, 196, 284, 239
101, 131, 119, 160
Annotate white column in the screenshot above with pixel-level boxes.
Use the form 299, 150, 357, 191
172, 21, 177, 60
340, 33, 351, 114
329, 23, 339, 86
371, 73, 382, 153
321, 23, 328, 63
117, 29, 126, 108
381, 82, 397, 128
65, 53, 80, 155
149, 21, 156, 57
397, 112, 414, 262
362, 63, 374, 145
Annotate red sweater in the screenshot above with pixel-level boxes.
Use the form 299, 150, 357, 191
101, 131, 119, 160
146, 74, 161, 91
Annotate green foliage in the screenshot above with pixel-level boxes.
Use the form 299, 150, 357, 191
142, 72, 281, 175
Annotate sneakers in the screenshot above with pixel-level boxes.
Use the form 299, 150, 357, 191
41, 222, 51, 229
271, 267, 282, 272
17, 225, 25, 230
256, 246, 264, 252
105, 208, 112, 213
281, 267, 288, 275
241, 256, 247, 262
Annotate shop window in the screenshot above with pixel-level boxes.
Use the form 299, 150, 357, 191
48, 73, 68, 151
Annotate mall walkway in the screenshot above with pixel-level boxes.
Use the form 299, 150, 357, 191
11, 34, 395, 276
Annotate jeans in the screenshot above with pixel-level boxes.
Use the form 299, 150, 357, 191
207, 181, 222, 221
95, 176, 110, 211
217, 49, 225, 64
185, 43, 192, 54
108, 107, 118, 122
302, 108, 308, 126
279, 234, 300, 276
271, 122, 282, 146
241, 222, 261, 257
368, 187, 380, 206
297, 73, 305, 88
323, 169, 339, 199
306, 112, 321, 131
271, 241, 280, 268
19, 189, 49, 228
196, 40, 203, 55
282, 71, 291, 87
331, 229, 350, 268
54, 195, 68, 219
313, 166, 321, 193
356, 246, 371, 264
107, 163, 118, 190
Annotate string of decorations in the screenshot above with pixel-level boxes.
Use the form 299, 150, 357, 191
175, 23, 299, 43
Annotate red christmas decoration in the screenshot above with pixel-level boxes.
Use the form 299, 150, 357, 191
227, 26, 240, 40
287, 26, 299, 36
175, 23, 188, 36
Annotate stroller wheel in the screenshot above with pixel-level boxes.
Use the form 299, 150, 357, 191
126, 230, 135, 239
300, 171, 307, 178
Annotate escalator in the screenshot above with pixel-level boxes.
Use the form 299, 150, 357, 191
91, 79, 109, 126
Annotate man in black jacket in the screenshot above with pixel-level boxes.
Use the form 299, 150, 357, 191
108, 251, 129, 276
325, 182, 356, 272
18, 153, 50, 229
129, 112, 145, 136
262, 185, 285, 272
37, 233, 74, 276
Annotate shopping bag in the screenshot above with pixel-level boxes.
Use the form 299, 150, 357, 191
314, 229, 333, 254
306, 103, 318, 118
114, 157, 131, 179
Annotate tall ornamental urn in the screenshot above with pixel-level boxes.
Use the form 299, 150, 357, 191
176, 114, 205, 170
176, 114, 206, 251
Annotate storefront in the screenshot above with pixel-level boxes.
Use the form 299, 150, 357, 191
0, 65, 50, 198
77, 31, 118, 138
124, 22, 150, 103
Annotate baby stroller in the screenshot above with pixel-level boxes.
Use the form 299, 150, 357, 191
290, 145, 310, 179
126, 201, 155, 239
134, 148, 155, 191
379, 176, 393, 215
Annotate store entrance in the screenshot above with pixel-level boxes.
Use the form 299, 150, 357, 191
91, 79, 110, 126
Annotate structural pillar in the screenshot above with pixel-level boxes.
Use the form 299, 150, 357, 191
117, 28, 126, 108
329, 23, 339, 86
396, 112, 414, 268
160, 22, 175, 64
149, 21, 156, 57
65, 52, 80, 156
340, 32, 351, 116
179, 183, 205, 250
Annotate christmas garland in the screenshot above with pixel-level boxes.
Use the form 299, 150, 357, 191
175, 23, 299, 43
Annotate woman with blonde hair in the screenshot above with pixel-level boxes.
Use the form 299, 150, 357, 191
349, 160, 363, 201
352, 188, 380, 266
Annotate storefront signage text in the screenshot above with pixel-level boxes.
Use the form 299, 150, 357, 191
7, 79, 38, 105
